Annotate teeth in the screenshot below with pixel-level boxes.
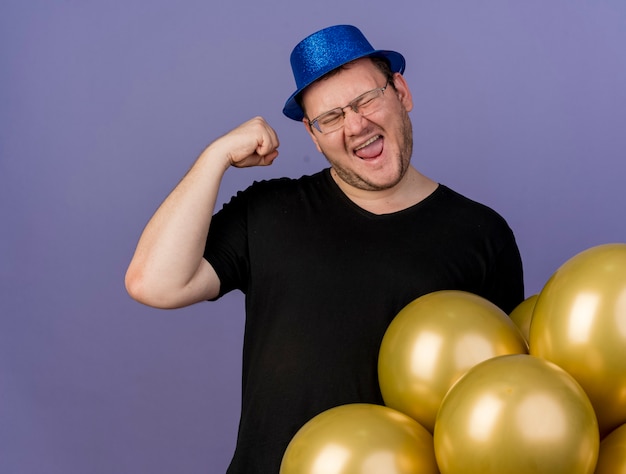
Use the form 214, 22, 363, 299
355, 135, 380, 151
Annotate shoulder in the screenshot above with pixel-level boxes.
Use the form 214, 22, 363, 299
214, 170, 334, 219
424, 185, 516, 240
435, 185, 508, 219
245, 169, 328, 194
229, 169, 332, 207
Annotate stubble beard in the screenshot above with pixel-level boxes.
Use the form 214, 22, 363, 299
327, 110, 414, 192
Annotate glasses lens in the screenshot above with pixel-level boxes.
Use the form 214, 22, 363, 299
354, 89, 382, 115
315, 110, 344, 133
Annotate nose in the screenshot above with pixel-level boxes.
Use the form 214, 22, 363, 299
342, 107, 368, 135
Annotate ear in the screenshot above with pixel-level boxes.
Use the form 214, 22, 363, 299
303, 119, 323, 153
391, 72, 413, 113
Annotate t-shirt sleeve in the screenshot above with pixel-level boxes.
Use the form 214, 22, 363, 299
484, 225, 525, 314
203, 189, 251, 298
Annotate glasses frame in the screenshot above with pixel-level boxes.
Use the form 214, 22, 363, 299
307, 81, 390, 134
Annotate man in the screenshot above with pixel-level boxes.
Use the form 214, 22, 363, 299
126, 25, 524, 473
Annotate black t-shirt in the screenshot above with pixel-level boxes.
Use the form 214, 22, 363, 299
204, 168, 524, 473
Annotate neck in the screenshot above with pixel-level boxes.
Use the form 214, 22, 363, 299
330, 166, 438, 215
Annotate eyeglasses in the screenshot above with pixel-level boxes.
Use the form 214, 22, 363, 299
307, 81, 389, 134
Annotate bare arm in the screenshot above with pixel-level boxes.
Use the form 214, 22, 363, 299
125, 117, 280, 309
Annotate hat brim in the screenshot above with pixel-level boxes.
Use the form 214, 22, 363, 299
282, 50, 405, 122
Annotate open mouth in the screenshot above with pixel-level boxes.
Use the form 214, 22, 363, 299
354, 135, 383, 160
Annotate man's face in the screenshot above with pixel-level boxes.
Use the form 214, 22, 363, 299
301, 58, 414, 193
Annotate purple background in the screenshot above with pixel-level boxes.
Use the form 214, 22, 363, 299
2, 1, 625, 472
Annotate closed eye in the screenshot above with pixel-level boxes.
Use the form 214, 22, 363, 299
356, 96, 377, 111
318, 111, 343, 126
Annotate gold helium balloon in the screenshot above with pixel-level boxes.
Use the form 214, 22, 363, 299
509, 294, 538, 342
595, 423, 626, 474
529, 243, 626, 435
434, 354, 599, 474
378, 290, 527, 432
280, 403, 439, 474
